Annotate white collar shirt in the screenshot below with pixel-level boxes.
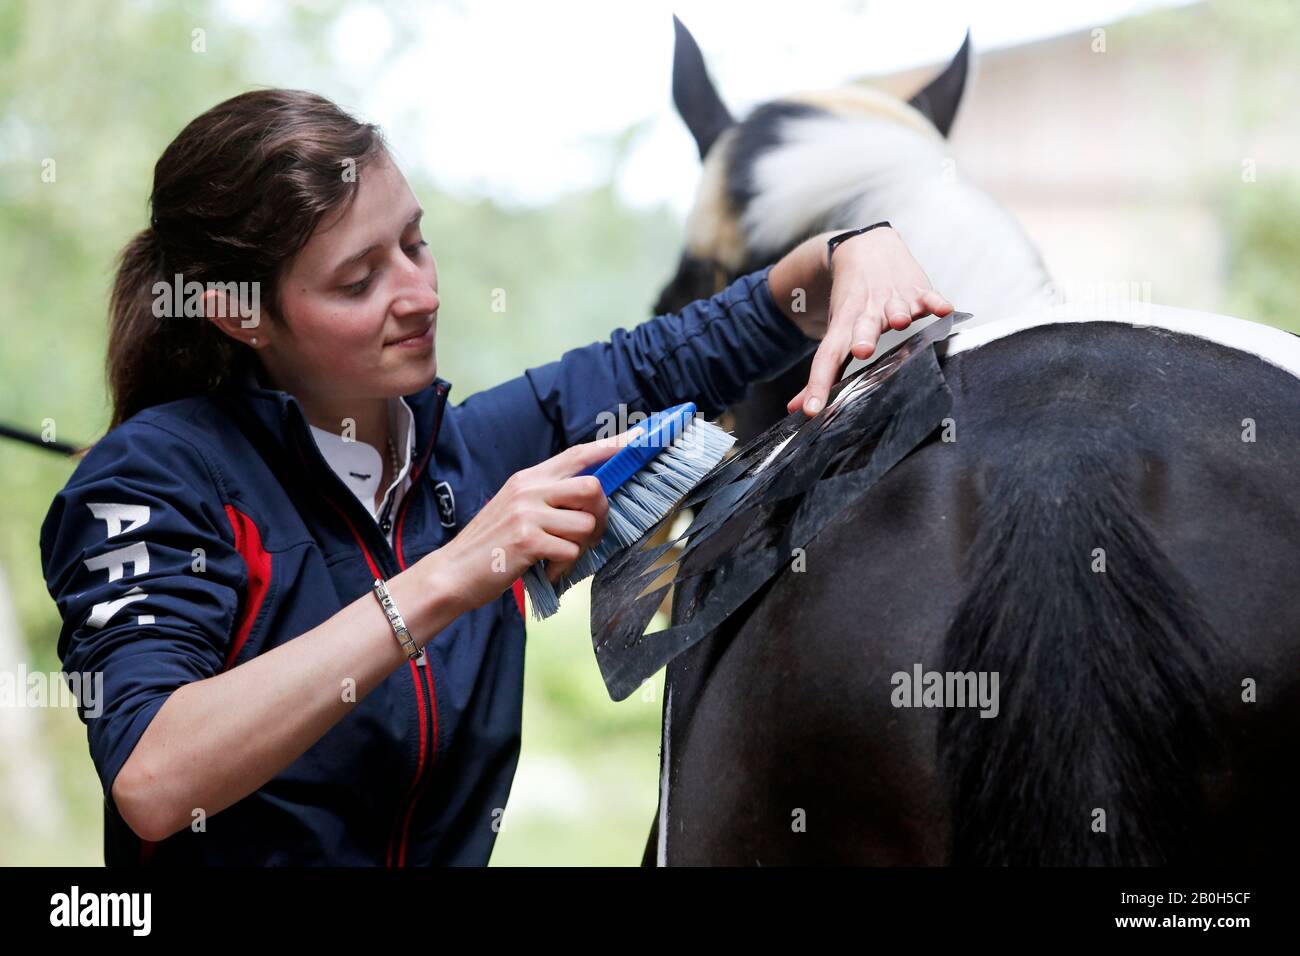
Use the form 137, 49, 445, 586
308, 396, 417, 547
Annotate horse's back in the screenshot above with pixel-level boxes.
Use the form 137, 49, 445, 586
663, 318, 1300, 865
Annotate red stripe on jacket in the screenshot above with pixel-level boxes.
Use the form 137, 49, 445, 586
511, 578, 526, 619
222, 505, 273, 671
142, 505, 272, 865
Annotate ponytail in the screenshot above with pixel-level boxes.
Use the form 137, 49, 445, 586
104, 226, 246, 433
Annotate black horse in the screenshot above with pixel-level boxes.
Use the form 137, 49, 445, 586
629, 20, 1300, 864
638, 309, 1300, 865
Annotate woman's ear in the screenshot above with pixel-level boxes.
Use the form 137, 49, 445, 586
201, 286, 268, 349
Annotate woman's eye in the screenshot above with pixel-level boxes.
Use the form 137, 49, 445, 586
343, 273, 374, 296
342, 242, 424, 295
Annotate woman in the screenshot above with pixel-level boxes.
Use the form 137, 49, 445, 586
39, 89, 952, 866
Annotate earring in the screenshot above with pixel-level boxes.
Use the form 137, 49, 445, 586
251, 336, 258, 345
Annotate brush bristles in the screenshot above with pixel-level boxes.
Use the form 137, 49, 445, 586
521, 415, 736, 621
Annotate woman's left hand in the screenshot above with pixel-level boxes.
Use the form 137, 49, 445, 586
767, 226, 953, 417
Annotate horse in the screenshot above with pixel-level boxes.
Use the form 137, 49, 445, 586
653, 18, 1052, 447
630, 20, 1300, 865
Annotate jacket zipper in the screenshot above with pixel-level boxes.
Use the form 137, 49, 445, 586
291, 384, 450, 868
385, 384, 450, 866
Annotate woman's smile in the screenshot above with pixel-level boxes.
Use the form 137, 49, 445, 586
385, 321, 435, 349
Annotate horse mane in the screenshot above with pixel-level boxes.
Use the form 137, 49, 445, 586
699, 89, 1055, 320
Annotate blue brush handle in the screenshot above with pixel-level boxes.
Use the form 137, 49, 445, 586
579, 403, 697, 496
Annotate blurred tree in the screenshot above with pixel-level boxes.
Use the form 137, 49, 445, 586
0, 0, 680, 866
1122, 0, 1300, 331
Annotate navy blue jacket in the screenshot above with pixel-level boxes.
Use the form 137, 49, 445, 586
39, 265, 816, 866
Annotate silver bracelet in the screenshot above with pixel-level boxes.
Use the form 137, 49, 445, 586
372, 577, 422, 661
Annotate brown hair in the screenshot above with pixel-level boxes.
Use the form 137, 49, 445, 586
88, 88, 388, 455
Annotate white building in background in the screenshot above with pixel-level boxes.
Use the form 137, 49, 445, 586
872, 12, 1299, 319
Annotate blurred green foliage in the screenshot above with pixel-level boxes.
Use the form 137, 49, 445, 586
0, 0, 676, 866
1123, 0, 1300, 333
1222, 176, 1300, 334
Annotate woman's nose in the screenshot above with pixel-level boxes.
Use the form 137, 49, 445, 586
395, 254, 438, 313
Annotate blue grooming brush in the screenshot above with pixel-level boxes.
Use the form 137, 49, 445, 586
521, 402, 735, 620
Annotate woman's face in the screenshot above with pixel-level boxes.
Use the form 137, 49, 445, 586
257, 151, 440, 408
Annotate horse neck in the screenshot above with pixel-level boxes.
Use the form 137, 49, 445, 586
739, 113, 1054, 321
848, 178, 1056, 321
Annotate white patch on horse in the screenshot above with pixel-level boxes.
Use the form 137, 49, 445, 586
946, 304, 1300, 381
657, 684, 672, 867
753, 357, 892, 475
740, 110, 1053, 326
753, 433, 795, 474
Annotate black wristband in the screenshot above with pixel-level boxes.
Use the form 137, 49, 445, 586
826, 221, 892, 268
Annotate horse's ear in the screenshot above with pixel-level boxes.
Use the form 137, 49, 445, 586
671, 14, 734, 159
907, 30, 971, 138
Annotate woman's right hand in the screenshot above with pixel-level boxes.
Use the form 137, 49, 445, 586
423, 426, 645, 614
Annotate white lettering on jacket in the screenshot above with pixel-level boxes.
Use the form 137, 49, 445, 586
86, 502, 150, 538
84, 541, 149, 582
83, 503, 152, 629
86, 588, 149, 629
